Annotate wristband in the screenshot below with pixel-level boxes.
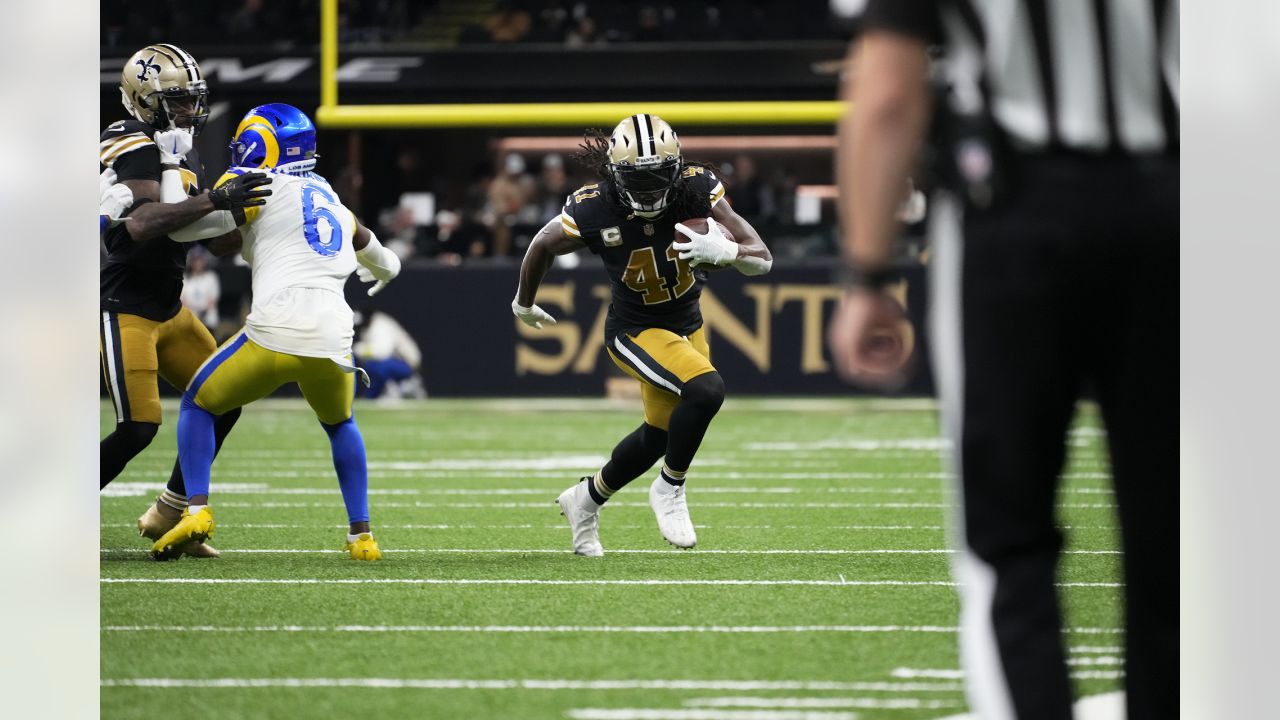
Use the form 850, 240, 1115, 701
841, 265, 895, 291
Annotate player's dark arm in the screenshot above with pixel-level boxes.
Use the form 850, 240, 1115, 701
119, 178, 219, 242
836, 32, 931, 273
122, 173, 272, 243
711, 200, 773, 275
516, 218, 586, 307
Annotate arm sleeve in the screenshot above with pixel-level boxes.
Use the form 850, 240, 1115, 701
168, 211, 238, 243
860, 0, 942, 42
160, 167, 186, 204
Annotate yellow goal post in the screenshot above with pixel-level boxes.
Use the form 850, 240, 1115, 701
316, 0, 845, 129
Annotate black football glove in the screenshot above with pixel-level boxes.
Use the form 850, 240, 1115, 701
208, 172, 273, 211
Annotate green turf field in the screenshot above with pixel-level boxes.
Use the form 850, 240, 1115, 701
100, 397, 1123, 720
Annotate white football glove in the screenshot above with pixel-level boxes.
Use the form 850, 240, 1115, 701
511, 299, 556, 329
355, 234, 401, 296
154, 128, 194, 166
99, 168, 132, 227
672, 217, 739, 268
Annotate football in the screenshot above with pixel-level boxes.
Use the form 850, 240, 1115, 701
677, 217, 735, 270
677, 217, 735, 244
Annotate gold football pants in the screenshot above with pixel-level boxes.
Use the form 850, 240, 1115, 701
187, 330, 354, 425
100, 307, 218, 425
606, 327, 716, 431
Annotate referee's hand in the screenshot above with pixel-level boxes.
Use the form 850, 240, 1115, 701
827, 288, 913, 389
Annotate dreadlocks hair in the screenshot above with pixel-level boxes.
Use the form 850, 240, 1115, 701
574, 129, 613, 183
572, 128, 725, 219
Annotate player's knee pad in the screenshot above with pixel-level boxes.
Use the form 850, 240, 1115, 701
682, 372, 725, 413
112, 420, 158, 453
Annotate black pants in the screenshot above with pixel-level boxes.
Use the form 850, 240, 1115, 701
928, 154, 1176, 719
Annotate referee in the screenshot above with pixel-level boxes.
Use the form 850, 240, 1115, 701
828, 1, 1177, 719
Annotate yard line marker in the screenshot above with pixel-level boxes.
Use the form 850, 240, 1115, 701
566, 708, 859, 720
1069, 646, 1123, 654
97, 547, 1121, 556
100, 485, 1112, 497
684, 697, 963, 710
184, 501, 1117, 510
100, 624, 968, 635
1066, 656, 1123, 666
891, 668, 1125, 681
100, 624, 1122, 637
891, 669, 965, 680
98, 678, 963, 692
99, 578, 1122, 588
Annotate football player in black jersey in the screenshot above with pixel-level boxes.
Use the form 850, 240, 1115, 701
100, 44, 270, 557
513, 114, 772, 556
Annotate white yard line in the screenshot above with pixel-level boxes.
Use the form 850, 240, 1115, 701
99, 677, 961, 692
100, 485, 1112, 496
892, 668, 1124, 681
98, 547, 1121, 556
1066, 657, 1123, 666
684, 697, 962, 710
567, 709, 859, 720
101, 624, 967, 634
100, 624, 1122, 636
1068, 646, 1123, 654
179, 501, 1117, 510
99, 578, 1122, 588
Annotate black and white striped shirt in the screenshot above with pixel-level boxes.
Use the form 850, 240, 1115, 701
861, 0, 1179, 154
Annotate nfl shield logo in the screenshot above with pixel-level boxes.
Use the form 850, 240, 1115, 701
643, 224, 655, 236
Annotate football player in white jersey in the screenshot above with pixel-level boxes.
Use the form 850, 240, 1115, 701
146, 103, 401, 560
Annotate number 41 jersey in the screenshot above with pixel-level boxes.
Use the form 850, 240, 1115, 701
560, 166, 726, 341
216, 167, 358, 359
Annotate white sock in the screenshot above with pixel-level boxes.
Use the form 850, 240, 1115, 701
348, 532, 372, 543
187, 504, 207, 515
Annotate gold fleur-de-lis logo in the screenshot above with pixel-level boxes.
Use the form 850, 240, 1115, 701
135, 54, 162, 82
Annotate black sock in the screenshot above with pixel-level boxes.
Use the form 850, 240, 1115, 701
165, 407, 242, 496
101, 421, 159, 489
664, 372, 725, 476
587, 423, 668, 505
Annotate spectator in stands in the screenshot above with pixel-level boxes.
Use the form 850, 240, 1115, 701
486, 153, 537, 256
180, 248, 220, 333
484, 1, 533, 43
535, 154, 573, 223
565, 15, 604, 47
354, 309, 425, 401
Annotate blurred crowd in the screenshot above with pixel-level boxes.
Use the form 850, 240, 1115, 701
356, 150, 807, 267
102, 0, 841, 50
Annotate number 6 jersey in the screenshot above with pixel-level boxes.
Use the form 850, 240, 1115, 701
560, 165, 726, 342
216, 167, 357, 359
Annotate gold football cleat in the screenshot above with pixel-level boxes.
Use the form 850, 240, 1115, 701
344, 533, 382, 561
138, 500, 220, 558
150, 507, 215, 561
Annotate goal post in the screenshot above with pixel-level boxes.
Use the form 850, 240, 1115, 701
316, 0, 844, 129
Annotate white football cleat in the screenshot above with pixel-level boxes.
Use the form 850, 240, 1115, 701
649, 477, 697, 548
556, 478, 604, 557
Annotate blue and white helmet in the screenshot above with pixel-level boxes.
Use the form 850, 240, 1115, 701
228, 103, 318, 176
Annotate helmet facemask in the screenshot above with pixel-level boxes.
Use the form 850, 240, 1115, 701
157, 82, 209, 136
610, 157, 681, 218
